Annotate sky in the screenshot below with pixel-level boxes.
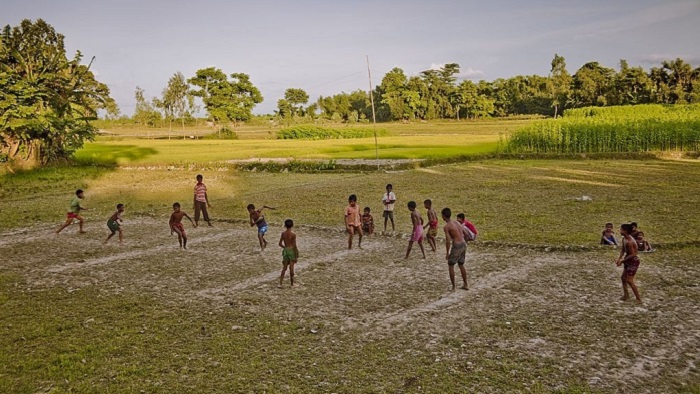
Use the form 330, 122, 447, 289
3, 0, 700, 115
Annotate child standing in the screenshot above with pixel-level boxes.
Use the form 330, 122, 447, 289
169, 202, 196, 249
616, 223, 642, 303
601, 222, 617, 246
56, 189, 89, 234
248, 204, 275, 251
278, 219, 299, 288
381, 184, 396, 234
405, 201, 426, 259
362, 207, 375, 236
104, 204, 125, 244
423, 199, 438, 252
193, 174, 212, 227
442, 207, 469, 290
344, 194, 363, 249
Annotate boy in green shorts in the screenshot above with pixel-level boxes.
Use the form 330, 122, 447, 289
278, 219, 299, 288
104, 204, 125, 244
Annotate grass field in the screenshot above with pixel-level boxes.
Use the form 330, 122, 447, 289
1, 120, 700, 393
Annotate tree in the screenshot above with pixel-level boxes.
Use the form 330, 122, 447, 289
159, 71, 190, 138
188, 67, 263, 129
549, 54, 572, 117
0, 19, 114, 166
133, 86, 162, 127
570, 62, 616, 107
283, 88, 309, 117
378, 67, 409, 121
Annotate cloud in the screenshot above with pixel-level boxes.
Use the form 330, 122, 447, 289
639, 54, 700, 66
427, 63, 485, 79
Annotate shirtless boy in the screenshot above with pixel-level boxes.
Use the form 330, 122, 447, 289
278, 219, 299, 288
248, 204, 275, 251
169, 202, 196, 249
405, 201, 426, 259
423, 199, 438, 252
616, 223, 642, 303
104, 204, 125, 244
442, 207, 469, 290
344, 194, 363, 249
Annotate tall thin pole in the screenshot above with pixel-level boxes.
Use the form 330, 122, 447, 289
366, 55, 379, 171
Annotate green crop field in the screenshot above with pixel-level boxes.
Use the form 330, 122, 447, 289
1, 119, 699, 393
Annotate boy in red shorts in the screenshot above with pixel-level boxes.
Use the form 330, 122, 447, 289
169, 202, 196, 249
56, 189, 88, 234
616, 223, 641, 303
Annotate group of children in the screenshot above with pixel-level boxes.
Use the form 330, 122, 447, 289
344, 184, 479, 290
601, 221, 653, 252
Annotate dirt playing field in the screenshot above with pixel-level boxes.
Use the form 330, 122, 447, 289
2, 217, 699, 392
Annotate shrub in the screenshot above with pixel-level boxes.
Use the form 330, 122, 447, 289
276, 125, 389, 140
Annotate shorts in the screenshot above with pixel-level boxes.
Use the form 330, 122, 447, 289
347, 225, 361, 235
624, 256, 640, 276
383, 210, 394, 220
171, 222, 186, 237
257, 225, 268, 235
67, 212, 79, 219
107, 220, 120, 234
362, 223, 372, 233
427, 227, 437, 238
282, 247, 297, 265
411, 225, 424, 242
448, 242, 467, 266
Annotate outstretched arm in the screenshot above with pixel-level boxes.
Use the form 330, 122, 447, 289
184, 213, 196, 227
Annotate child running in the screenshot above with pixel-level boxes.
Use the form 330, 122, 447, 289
248, 204, 275, 251
56, 189, 89, 234
278, 219, 299, 288
344, 195, 363, 249
406, 201, 426, 259
616, 223, 642, 303
423, 199, 438, 252
381, 184, 396, 234
442, 207, 469, 290
169, 202, 196, 249
362, 207, 375, 236
104, 204, 125, 244
456, 213, 478, 241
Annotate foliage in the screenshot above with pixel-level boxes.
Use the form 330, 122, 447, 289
0, 19, 114, 166
203, 126, 238, 140
505, 104, 700, 153
132, 86, 162, 127
188, 67, 263, 127
276, 125, 389, 140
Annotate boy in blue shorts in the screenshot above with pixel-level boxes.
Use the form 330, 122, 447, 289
248, 203, 275, 251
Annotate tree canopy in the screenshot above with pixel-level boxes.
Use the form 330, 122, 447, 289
0, 19, 114, 165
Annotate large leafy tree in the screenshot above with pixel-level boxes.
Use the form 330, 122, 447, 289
0, 19, 115, 165
188, 67, 263, 128
549, 54, 572, 117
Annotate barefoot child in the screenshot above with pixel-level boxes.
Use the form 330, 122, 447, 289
104, 204, 125, 244
423, 199, 438, 252
362, 207, 375, 236
406, 201, 426, 259
635, 231, 653, 252
278, 219, 299, 288
56, 189, 88, 234
193, 174, 212, 227
344, 195, 363, 249
248, 204, 275, 251
442, 207, 470, 290
616, 223, 642, 303
381, 184, 396, 234
169, 202, 196, 249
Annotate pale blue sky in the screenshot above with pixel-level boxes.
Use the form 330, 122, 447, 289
3, 0, 700, 115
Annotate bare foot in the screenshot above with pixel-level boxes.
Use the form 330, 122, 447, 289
451, 286, 456, 291
635, 299, 643, 304
79, 231, 87, 234
291, 283, 298, 288
619, 296, 629, 301
277, 284, 283, 289
461, 285, 469, 290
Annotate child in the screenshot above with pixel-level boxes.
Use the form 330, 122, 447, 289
600, 222, 617, 246
635, 231, 653, 252
56, 189, 89, 234
278, 219, 299, 288
104, 204, 125, 244
630, 222, 640, 239
616, 223, 641, 303
169, 202, 196, 249
423, 199, 438, 252
442, 207, 470, 290
381, 184, 396, 234
405, 201, 426, 259
456, 213, 478, 241
344, 194, 363, 249
248, 204, 275, 251
193, 174, 212, 227
362, 207, 375, 236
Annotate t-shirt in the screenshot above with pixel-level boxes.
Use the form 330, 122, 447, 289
194, 182, 207, 202
345, 205, 361, 227
382, 192, 396, 212
68, 197, 83, 214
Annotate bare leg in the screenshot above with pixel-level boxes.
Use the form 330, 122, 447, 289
56, 217, 73, 234
118, 229, 123, 244
418, 241, 426, 259
348, 228, 354, 250
459, 265, 468, 289
620, 272, 629, 300
428, 236, 437, 252
78, 217, 85, 233
262, 236, 268, 250
449, 265, 456, 290
390, 217, 395, 232
289, 261, 296, 287
405, 241, 414, 259
258, 234, 265, 250
358, 229, 363, 248
105, 233, 114, 244
183, 236, 188, 250
279, 265, 287, 288
627, 277, 641, 303
384, 216, 388, 233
